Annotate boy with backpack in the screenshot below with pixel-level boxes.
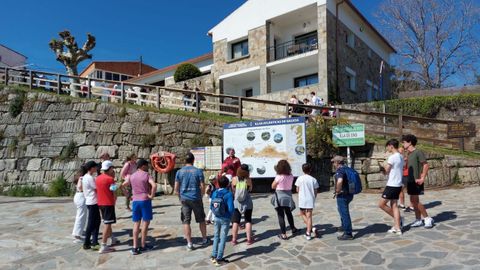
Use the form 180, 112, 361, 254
295, 163, 319, 240
332, 155, 362, 240
210, 176, 234, 266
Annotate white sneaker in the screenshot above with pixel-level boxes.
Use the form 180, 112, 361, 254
411, 219, 423, 227
304, 234, 312, 240
186, 243, 193, 251
311, 227, 317, 237
424, 217, 434, 229
98, 244, 115, 254
388, 227, 403, 235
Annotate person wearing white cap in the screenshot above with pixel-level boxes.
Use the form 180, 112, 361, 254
95, 160, 117, 253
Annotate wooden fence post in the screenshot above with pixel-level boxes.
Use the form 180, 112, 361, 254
87, 78, 91, 99
5, 68, 9, 85
458, 119, 465, 152
285, 103, 290, 117
195, 91, 200, 114
57, 74, 61, 95
156, 87, 161, 109
120, 82, 125, 104
398, 111, 403, 138
238, 97, 243, 119
29, 70, 33, 90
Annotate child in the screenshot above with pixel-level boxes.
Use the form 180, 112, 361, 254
210, 176, 234, 266
205, 175, 217, 225
295, 163, 319, 240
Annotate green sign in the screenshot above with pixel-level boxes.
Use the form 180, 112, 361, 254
332, 124, 365, 147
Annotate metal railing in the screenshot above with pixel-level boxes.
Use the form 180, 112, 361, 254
0, 66, 470, 150
269, 35, 318, 62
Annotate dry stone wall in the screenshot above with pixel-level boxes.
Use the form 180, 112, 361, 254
0, 87, 223, 189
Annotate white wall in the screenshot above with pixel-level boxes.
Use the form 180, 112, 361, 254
271, 66, 318, 92
326, 0, 393, 62
271, 16, 318, 44
0, 45, 27, 68
223, 80, 261, 97
209, 0, 325, 42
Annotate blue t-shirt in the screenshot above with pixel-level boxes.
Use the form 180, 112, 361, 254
175, 165, 204, 201
335, 166, 349, 193
210, 188, 234, 219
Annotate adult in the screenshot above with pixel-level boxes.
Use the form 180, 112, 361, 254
120, 153, 137, 211
402, 134, 434, 228
398, 146, 413, 211
96, 160, 117, 253
72, 165, 88, 243
222, 149, 241, 177
97, 152, 111, 175
82, 161, 101, 250
302, 98, 312, 115
271, 160, 297, 240
123, 159, 157, 255
175, 152, 209, 250
378, 139, 404, 235
231, 164, 254, 245
332, 155, 354, 240
310, 92, 321, 115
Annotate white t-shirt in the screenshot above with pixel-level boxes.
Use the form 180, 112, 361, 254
295, 174, 319, 209
82, 173, 97, 205
386, 152, 404, 187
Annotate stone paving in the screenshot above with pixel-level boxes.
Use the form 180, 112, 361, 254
1, 187, 480, 270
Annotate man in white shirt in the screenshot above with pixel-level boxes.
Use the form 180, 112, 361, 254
379, 139, 404, 235
82, 160, 101, 250
295, 163, 319, 240
310, 92, 321, 115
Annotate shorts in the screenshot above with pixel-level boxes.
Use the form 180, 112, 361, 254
381, 186, 402, 200
231, 209, 252, 224
402, 176, 409, 186
132, 200, 153, 222
407, 181, 424, 196
181, 200, 206, 224
300, 208, 313, 212
99, 205, 116, 224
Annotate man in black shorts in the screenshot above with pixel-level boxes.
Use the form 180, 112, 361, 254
378, 139, 404, 235
402, 134, 434, 229
175, 153, 209, 250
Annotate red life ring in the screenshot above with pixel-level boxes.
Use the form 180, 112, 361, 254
150, 151, 176, 173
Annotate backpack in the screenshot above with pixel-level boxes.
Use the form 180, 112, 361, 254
234, 178, 248, 202
344, 167, 362, 194
211, 190, 228, 217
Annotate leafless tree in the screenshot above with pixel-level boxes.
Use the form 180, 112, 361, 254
49, 30, 95, 96
377, 0, 480, 89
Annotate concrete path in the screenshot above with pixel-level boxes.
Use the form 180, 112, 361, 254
0, 187, 479, 269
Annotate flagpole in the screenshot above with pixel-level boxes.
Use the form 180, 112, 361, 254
379, 61, 386, 138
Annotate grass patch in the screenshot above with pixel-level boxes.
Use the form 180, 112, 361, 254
4, 185, 46, 197
8, 92, 25, 117
2, 175, 72, 197
47, 175, 71, 197
58, 140, 76, 160
8, 137, 18, 154
117, 107, 127, 117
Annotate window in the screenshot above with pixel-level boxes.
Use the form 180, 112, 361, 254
346, 67, 356, 91
121, 75, 129, 81
105, 72, 112, 80
294, 73, 318, 88
295, 31, 317, 46
244, 88, 253, 97
112, 73, 120, 81
345, 31, 355, 48
231, 39, 249, 59
96, 70, 103, 79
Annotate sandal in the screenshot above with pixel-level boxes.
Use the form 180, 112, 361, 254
277, 234, 288, 240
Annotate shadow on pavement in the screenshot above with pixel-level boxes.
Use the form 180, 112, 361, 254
224, 242, 281, 262
315, 223, 337, 238
152, 204, 176, 209
353, 223, 390, 239
424, 201, 442, 209
431, 211, 457, 223
252, 215, 269, 224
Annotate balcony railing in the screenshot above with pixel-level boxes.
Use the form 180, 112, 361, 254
269, 35, 318, 62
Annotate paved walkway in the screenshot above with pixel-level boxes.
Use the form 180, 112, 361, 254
0, 187, 479, 270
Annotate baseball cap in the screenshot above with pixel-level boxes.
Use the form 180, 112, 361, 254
101, 160, 114, 171
331, 155, 345, 163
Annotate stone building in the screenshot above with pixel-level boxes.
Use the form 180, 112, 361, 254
208, 0, 395, 104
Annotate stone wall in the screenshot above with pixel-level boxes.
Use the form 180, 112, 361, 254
0, 87, 223, 190
353, 144, 480, 189
326, 10, 392, 104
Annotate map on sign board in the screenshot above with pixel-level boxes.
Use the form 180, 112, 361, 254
190, 147, 223, 170
332, 124, 365, 147
223, 117, 307, 178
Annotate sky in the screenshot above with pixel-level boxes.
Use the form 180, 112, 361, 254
0, 0, 389, 74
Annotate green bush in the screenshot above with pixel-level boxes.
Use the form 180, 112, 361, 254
59, 140, 76, 160
47, 175, 71, 197
118, 107, 127, 117
306, 116, 349, 158
8, 93, 25, 117
174, 63, 202, 82
5, 185, 46, 197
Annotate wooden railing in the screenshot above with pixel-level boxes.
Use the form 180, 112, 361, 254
0, 66, 468, 150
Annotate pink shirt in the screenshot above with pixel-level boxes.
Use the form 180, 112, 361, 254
130, 170, 153, 201
121, 161, 137, 180
274, 174, 294, 191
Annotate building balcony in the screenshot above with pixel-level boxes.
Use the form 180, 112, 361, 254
268, 33, 318, 62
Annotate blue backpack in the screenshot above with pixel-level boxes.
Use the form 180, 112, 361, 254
211, 190, 227, 217
344, 167, 362, 194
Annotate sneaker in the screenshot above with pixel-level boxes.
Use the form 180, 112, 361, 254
337, 233, 354, 240
405, 206, 415, 213
304, 233, 312, 240
99, 245, 115, 254
424, 217, 434, 229
311, 227, 317, 237
73, 238, 83, 244
388, 227, 403, 235
83, 244, 91, 250
398, 204, 406, 209
130, 247, 141, 255
140, 244, 154, 252
201, 238, 210, 246
91, 244, 100, 251
411, 219, 423, 227
210, 256, 216, 263
230, 239, 238, 246
213, 258, 229, 266
186, 243, 194, 251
